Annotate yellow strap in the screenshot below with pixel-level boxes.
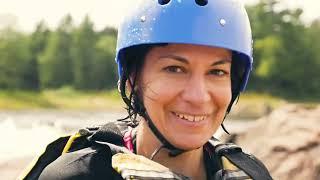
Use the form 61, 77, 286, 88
17, 152, 45, 180
18, 133, 80, 179
221, 156, 239, 170
17, 135, 71, 180
222, 156, 252, 180
62, 132, 81, 154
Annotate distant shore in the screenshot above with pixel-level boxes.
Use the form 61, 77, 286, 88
0, 88, 123, 110
0, 88, 297, 119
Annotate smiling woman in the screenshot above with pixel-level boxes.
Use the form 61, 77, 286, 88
139, 44, 232, 150
21, 0, 272, 180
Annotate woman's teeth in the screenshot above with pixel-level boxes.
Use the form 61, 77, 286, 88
174, 112, 206, 122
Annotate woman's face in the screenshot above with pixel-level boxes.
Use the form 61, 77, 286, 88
138, 44, 232, 150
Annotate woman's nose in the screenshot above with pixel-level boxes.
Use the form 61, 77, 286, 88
180, 75, 211, 105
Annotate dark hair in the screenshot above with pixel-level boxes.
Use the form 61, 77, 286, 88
228, 52, 247, 113
118, 44, 166, 126
118, 44, 246, 126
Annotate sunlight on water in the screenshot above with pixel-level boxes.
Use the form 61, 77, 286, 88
0, 119, 64, 162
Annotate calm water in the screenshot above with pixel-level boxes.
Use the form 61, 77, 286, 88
0, 110, 255, 161
0, 110, 256, 179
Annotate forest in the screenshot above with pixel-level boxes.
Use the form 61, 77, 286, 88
0, 0, 319, 101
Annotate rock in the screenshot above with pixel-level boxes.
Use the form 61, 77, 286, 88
234, 104, 320, 180
228, 102, 274, 119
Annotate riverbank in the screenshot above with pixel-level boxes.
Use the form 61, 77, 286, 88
0, 88, 123, 110
0, 88, 294, 119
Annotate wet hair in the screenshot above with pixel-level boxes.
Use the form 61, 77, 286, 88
229, 52, 247, 112
118, 44, 246, 127
118, 44, 166, 126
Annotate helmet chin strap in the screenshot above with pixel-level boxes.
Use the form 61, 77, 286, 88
120, 73, 185, 157
140, 109, 185, 157
131, 78, 240, 158
138, 97, 238, 158
221, 90, 241, 134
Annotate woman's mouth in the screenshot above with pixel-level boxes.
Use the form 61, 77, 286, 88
173, 112, 207, 122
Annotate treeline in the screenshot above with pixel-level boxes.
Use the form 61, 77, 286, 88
0, 15, 118, 90
247, 0, 320, 100
0, 0, 319, 100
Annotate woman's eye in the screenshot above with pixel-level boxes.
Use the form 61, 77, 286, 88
209, 69, 228, 76
163, 66, 185, 73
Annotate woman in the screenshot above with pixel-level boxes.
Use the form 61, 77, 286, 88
21, 0, 272, 179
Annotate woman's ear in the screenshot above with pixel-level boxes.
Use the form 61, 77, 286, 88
126, 75, 139, 94
126, 80, 133, 93
117, 77, 136, 95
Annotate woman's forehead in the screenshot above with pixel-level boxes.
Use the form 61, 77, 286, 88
147, 43, 232, 61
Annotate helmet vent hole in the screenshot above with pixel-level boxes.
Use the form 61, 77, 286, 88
195, 0, 208, 6
158, 0, 170, 5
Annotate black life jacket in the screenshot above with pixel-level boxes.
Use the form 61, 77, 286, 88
19, 122, 272, 180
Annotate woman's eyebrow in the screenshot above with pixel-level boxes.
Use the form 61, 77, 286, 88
211, 59, 231, 66
158, 55, 231, 66
159, 55, 189, 64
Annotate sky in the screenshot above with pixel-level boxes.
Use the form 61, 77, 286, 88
0, 0, 319, 32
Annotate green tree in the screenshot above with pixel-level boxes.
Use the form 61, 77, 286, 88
72, 15, 98, 89
39, 15, 74, 88
94, 33, 118, 89
305, 20, 320, 98
99, 27, 117, 37
247, 0, 320, 99
28, 21, 50, 90
0, 29, 32, 89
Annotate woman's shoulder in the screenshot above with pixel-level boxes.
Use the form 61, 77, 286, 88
22, 122, 128, 180
206, 139, 273, 180
39, 145, 122, 180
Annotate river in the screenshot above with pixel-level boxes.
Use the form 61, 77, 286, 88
0, 110, 256, 179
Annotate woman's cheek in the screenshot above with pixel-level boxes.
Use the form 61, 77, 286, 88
214, 85, 232, 109
143, 76, 185, 101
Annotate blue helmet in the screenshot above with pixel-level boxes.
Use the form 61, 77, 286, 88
116, 0, 253, 91
116, 0, 253, 155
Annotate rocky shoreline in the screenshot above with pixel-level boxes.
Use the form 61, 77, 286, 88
232, 104, 320, 180
1, 104, 319, 179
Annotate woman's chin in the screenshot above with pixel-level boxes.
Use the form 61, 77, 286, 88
169, 136, 209, 151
